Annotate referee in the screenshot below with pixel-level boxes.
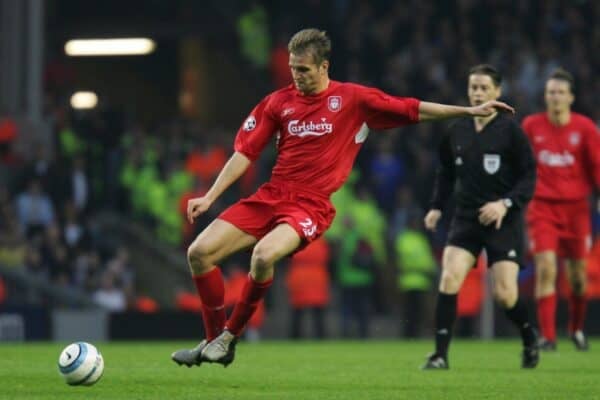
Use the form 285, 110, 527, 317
422, 65, 539, 370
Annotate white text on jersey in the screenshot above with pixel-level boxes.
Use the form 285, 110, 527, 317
287, 118, 333, 137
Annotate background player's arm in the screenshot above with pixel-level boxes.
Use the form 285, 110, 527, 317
583, 120, 600, 189
187, 152, 251, 223
426, 133, 455, 231
418, 101, 515, 121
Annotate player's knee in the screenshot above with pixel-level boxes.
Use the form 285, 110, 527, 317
251, 245, 275, 269
250, 246, 275, 281
494, 284, 517, 308
252, 245, 278, 267
187, 240, 213, 271
536, 264, 556, 285
439, 269, 462, 294
571, 275, 586, 295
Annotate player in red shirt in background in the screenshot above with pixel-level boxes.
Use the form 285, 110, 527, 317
171, 28, 515, 368
522, 69, 600, 351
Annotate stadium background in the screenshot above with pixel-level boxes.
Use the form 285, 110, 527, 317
1, 0, 599, 342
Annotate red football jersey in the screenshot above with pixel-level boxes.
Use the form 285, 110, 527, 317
522, 112, 600, 201
234, 80, 420, 197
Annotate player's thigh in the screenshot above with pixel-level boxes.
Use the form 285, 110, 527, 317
526, 205, 560, 255
447, 216, 483, 258
439, 245, 476, 292
561, 234, 592, 261
189, 218, 258, 262
252, 223, 302, 266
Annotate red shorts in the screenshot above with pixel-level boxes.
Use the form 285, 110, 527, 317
526, 198, 592, 259
218, 182, 336, 249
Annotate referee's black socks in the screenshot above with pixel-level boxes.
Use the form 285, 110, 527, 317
505, 298, 536, 348
435, 293, 457, 359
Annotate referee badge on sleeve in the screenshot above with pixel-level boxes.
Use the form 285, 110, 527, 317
483, 154, 501, 174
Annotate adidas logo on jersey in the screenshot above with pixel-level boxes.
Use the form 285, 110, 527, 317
508, 249, 517, 258
455, 157, 463, 166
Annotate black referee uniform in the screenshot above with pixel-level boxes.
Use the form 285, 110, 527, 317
430, 113, 536, 266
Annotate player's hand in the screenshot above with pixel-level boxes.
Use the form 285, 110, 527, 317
478, 200, 507, 229
424, 209, 442, 231
187, 196, 213, 224
469, 100, 515, 117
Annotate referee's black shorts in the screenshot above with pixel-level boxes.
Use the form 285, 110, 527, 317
446, 212, 525, 267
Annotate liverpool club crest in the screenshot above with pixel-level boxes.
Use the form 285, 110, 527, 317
327, 96, 342, 112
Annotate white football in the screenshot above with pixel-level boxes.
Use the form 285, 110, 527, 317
58, 342, 104, 386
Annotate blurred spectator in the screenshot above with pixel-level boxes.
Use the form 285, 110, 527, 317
0, 116, 18, 166
270, 32, 293, 89
62, 202, 88, 253
0, 198, 26, 268
23, 246, 49, 304
389, 186, 422, 241
59, 156, 90, 215
394, 211, 436, 337
15, 179, 55, 238
93, 272, 127, 312
369, 136, 405, 214
337, 216, 376, 338
105, 247, 135, 297
286, 238, 331, 339
21, 144, 57, 192
237, 1, 270, 69
73, 250, 102, 293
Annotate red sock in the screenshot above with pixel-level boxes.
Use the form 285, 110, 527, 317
226, 275, 273, 336
568, 294, 587, 334
537, 294, 557, 342
193, 267, 226, 341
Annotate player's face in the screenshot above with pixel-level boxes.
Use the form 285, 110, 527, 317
468, 74, 501, 107
545, 79, 574, 113
289, 52, 328, 95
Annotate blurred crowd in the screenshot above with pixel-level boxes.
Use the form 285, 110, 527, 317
0, 0, 599, 336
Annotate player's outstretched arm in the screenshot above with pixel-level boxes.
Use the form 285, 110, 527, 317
187, 151, 251, 223
418, 100, 515, 121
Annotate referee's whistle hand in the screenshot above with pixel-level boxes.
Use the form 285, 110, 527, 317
478, 201, 507, 229
424, 209, 442, 231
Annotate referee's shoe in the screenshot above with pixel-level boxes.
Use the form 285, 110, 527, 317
522, 345, 540, 369
421, 353, 449, 370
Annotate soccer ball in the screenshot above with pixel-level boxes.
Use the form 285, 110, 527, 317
58, 342, 104, 386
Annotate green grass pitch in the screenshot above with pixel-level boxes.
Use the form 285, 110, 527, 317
2, 340, 599, 399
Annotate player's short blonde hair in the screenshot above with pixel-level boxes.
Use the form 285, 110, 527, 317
288, 28, 331, 65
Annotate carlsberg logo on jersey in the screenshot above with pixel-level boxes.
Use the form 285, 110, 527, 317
538, 150, 575, 166
288, 118, 333, 137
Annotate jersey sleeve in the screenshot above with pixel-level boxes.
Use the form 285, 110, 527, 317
582, 119, 600, 188
504, 121, 536, 209
357, 86, 421, 129
429, 131, 455, 210
234, 95, 278, 161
